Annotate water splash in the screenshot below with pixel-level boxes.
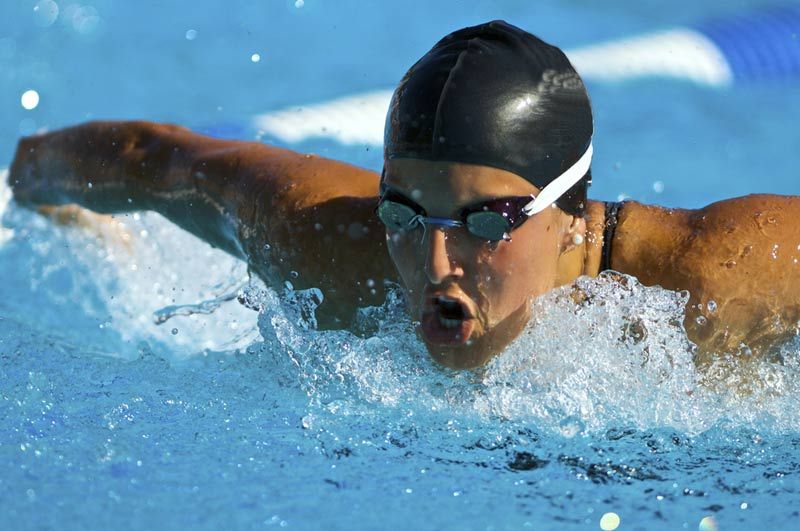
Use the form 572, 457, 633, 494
3, 195, 800, 530
0, 169, 16, 245
241, 271, 800, 438
153, 286, 242, 324
4, 193, 800, 437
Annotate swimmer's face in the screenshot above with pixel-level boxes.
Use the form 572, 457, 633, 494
382, 159, 583, 368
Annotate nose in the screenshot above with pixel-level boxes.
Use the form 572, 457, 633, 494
424, 227, 463, 284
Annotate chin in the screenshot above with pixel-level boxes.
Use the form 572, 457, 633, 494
424, 341, 492, 370
421, 304, 532, 370
421, 324, 504, 370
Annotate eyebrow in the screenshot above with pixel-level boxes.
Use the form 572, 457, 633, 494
380, 185, 430, 214
381, 184, 413, 200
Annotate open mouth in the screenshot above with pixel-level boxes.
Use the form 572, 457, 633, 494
435, 296, 467, 328
420, 295, 475, 346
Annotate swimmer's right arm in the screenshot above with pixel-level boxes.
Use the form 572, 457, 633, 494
10, 121, 253, 258
9, 121, 395, 325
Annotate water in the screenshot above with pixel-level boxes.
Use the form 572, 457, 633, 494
2, 1, 800, 530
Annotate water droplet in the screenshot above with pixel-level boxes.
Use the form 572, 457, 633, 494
723, 259, 736, 269
366, 279, 375, 288
71, 5, 100, 35
21, 90, 40, 110
652, 180, 664, 193
250, 53, 261, 63
739, 344, 753, 357
411, 189, 423, 201
698, 516, 717, 531
185, 29, 197, 40
33, 0, 59, 28
290, 271, 299, 279
295, 0, 305, 7
171, 328, 178, 335
695, 316, 707, 326
558, 416, 585, 438
706, 300, 717, 313
740, 502, 748, 510
599, 512, 620, 531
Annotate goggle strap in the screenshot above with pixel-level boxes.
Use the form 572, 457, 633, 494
523, 142, 593, 216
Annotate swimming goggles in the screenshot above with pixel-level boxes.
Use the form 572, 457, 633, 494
376, 143, 593, 242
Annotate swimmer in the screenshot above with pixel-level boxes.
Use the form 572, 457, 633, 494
8, 21, 800, 369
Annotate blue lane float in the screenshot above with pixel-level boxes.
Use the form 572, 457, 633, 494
696, 5, 800, 82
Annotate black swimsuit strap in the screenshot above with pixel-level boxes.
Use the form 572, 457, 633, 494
602, 201, 623, 271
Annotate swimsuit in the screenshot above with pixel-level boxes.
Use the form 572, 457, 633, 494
602, 201, 623, 271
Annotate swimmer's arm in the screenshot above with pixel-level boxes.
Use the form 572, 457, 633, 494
614, 196, 800, 361
9, 121, 395, 324
9, 121, 249, 258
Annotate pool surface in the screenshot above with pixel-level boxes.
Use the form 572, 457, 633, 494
2, 1, 800, 530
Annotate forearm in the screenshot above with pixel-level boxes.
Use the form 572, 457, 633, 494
8, 120, 396, 327
9, 120, 246, 258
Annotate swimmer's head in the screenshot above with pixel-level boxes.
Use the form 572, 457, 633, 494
380, 22, 594, 368
384, 20, 593, 216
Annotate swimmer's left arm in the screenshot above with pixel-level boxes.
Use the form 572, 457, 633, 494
614, 195, 800, 361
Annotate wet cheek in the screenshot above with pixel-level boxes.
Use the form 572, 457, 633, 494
386, 234, 424, 287
474, 240, 553, 309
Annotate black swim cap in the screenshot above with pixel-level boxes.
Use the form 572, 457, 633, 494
384, 20, 593, 216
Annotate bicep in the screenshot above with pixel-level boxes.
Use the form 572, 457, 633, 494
241, 191, 397, 328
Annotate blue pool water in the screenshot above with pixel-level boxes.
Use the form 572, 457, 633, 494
1, 1, 800, 530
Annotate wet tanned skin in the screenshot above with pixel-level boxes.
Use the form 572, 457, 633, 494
613, 197, 800, 368
8, 121, 800, 368
9, 121, 394, 329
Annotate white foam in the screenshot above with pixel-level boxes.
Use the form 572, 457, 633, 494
0, 168, 16, 246
9, 203, 259, 356
246, 273, 800, 437
12, 195, 800, 435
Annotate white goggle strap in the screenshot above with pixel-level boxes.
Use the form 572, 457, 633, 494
522, 142, 594, 216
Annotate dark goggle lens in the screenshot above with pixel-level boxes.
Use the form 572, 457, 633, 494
377, 200, 417, 230
465, 211, 512, 241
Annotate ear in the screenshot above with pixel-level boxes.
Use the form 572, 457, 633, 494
559, 214, 587, 254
